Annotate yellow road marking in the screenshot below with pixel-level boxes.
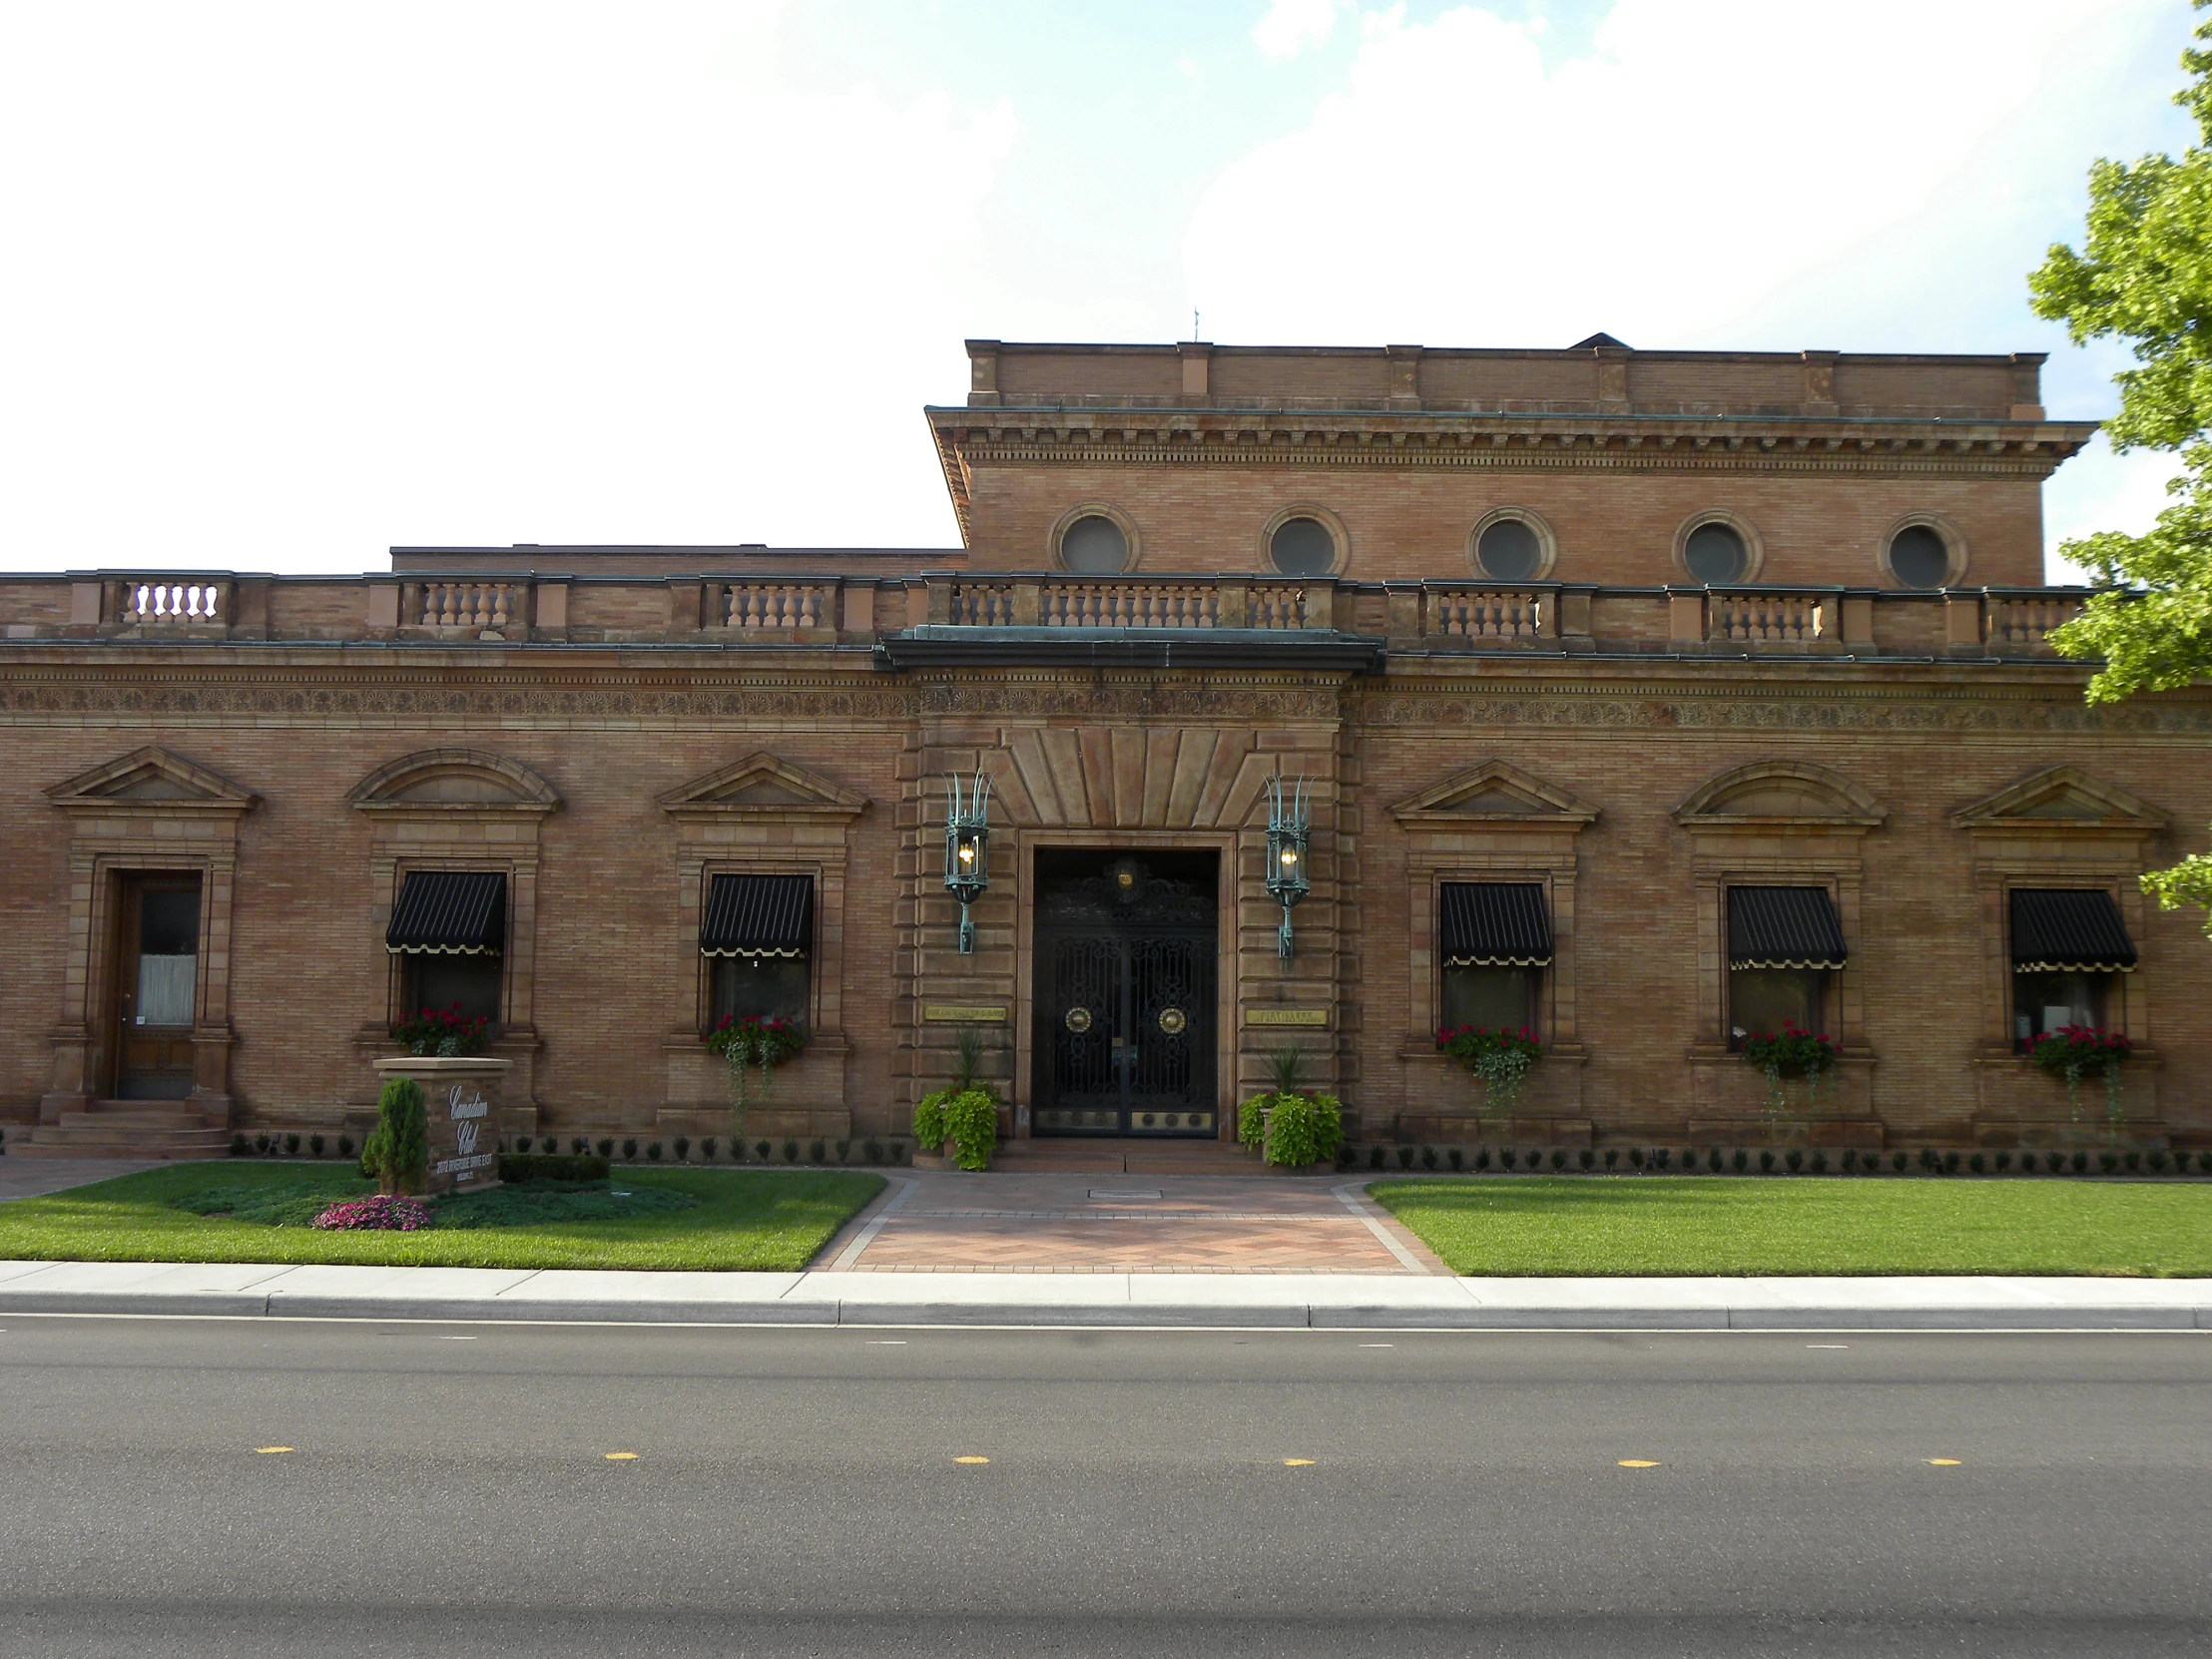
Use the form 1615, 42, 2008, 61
1926, 1457, 1961, 1466
255, 1446, 292, 1454
1618, 1459, 1660, 1468
604, 1452, 638, 1460
1282, 1458, 1316, 1466
955, 1455, 990, 1464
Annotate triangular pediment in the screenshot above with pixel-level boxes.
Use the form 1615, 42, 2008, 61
1391, 761, 1598, 828
1950, 767, 2167, 833
348, 749, 560, 813
658, 753, 867, 819
1673, 762, 1885, 829
46, 747, 259, 814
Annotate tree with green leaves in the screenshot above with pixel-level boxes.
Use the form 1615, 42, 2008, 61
361, 1076, 428, 1195
2028, 2, 2212, 935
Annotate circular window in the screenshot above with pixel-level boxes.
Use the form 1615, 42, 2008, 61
1888, 524, 1950, 588
1476, 518, 1543, 582
1269, 515, 1338, 576
1058, 513, 1129, 574
1683, 521, 1749, 584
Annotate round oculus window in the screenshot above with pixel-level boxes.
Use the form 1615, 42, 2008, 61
1683, 521, 1749, 584
1476, 518, 1542, 582
1059, 513, 1129, 574
1269, 515, 1337, 576
1888, 524, 1950, 588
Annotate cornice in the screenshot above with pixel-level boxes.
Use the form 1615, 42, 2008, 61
926, 409, 2095, 540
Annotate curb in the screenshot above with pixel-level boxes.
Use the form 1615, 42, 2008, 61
2, 1287, 2207, 1331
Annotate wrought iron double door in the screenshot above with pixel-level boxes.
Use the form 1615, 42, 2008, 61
1033, 854, 1216, 1137
1037, 932, 1214, 1135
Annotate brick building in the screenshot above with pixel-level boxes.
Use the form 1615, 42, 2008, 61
3, 335, 2206, 1159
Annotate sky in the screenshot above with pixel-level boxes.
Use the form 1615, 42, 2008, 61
0, 0, 2201, 577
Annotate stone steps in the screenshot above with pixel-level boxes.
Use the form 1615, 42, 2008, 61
9, 1103, 232, 1161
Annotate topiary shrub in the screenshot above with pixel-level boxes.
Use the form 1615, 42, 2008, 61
1652, 1148, 1672, 1172
620, 1138, 638, 1161
1710, 1149, 1726, 1174
2018, 1151, 2037, 1174
2148, 1149, 2168, 1173
1396, 1145, 1417, 1170
646, 1141, 664, 1162
1968, 1152, 1985, 1175
571, 1137, 589, 1156
1625, 1147, 1643, 1171
1759, 1150, 1776, 1174
1336, 1144, 1358, 1171
671, 1136, 690, 1163
254, 1133, 273, 1156
1370, 1144, 1386, 1170
1578, 1148, 1595, 1171
1809, 1149, 1828, 1175
1919, 1147, 1939, 1174
2099, 1151, 2119, 1174
1994, 1150, 2012, 1173
1447, 1147, 1464, 1172
2123, 1150, 2142, 1173
811, 1138, 827, 1164
1786, 1149, 1804, 1174
1732, 1149, 1749, 1173
1473, 1147, 1491, 1171
1604, 1148, 1620, 1170
2072, 1150, 2089, 1174
307, 1133, 325, 1158
1499, 1148, 1517, 1171
514, 1136, 534, 1155
230, 1132, 249, 1157
361, 1077, 428, 1195
1265, 1093, 1345, 1169
597, 1138, 614, 1158
337, 1135, 354, 1160
1941, 1151, 1960, 1175
1841, 1149, 1859, 1175
836, 1139, 849, 1163
1420, 1145, 1439, 1171
1548, 1147, 1568, 1171
783, 1138, 801, 1163
702, 1137, 718, 1161
864, 1138, 883, 1164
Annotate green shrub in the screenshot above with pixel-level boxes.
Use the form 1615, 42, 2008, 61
337, 1135, 353, 1160
2099, 1151, 2119, 1174
1548, 1147, 1567, 1172
1420, 1145, 1438, 1171
2072, 1150, 2089, 1174
835, 1139, 849, 1163
1994, 1150, 2012, 1173
673, 1136, 691, 1163
1968, 1152, 1985, 1175
1499, 1148, 1517, 1171
1709, 1149, 1725, 1173
1577, 1147, 1595, 1171
230, 1133, 248, 1157
496, 1152, 611, 1184
864, 1138, 883, 1164
1397, 1145, 1417, 1170
1604, 1148, 1620, 1170
1732, 1149, 1749, 1173
1447, 1147, 1464, 1172
2148, 1149, 2168, 1173
360, 1077, 428, 1195
1918, 1147, 1938, 1173
254, 1134, 272, 1156
1473, 1147, 1490, 1171
1759, 1150, 1776, 1174
1809, 1149, 1828, 1175
1369, 1144, 1386, 1171
1841, 1149, 1859, 1174
568, 1138, 587, 1155
1336, 1144, 1357, 1170
1785, 1149, 1804, 1174
621, 1138, 638, 1161
783, 1139, 800, 1163
755, 1139, 772, 1162
940, 1091, 998, 1170
2018, 1151, 2037, 1173
596, 1138, 614, 1158
702, 1137, 718, 1161
913, 1090, 950, 1150
279, 1133, 299, 1157
2123, 1150, 2141, 1173
810, 1139, 826, 1164
514, 1136, 533, 1155
646, 1141, 664, 1162
1263, 1093, 1344, 1168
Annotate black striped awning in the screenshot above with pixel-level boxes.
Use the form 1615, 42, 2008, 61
702, 873, 813, 958
1728, 885, 1847, 970
1439, 882, 1552, 967
2010, 888, 2136, 973
386, 870, 505, 955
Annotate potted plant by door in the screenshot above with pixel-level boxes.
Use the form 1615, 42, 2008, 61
910, 1028, 999, 1172
1236, 1048, 1345, 1174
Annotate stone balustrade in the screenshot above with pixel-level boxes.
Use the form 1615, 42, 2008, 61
0, 570, 2113, 663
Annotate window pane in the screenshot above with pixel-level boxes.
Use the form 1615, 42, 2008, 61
714, 955, 811, 1024
136, 955, 196, 1025
1476, 519, 1541, 581
1684, 523, 1747, 583
141, 888, 200, 955
410, 955, 502, 1025
1441, 965, 1536, 1032
1059, 514, 1128, 573
1729, 967, 1824, 1046
1889, 525, 1949, 587
2011, 969, 2111, 1045
1269, 516, 1336, 576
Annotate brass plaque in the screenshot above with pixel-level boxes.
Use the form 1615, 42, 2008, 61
1245, 1008, 1329, 1027
924, 1004, 1007, 1023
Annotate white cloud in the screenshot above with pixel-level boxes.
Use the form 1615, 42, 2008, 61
1254, 0, 1344, 61
0, 3, 1014, 569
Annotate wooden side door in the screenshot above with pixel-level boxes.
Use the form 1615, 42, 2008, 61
115, 873, 202, 1100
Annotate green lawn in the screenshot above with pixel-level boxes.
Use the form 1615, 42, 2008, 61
0, 1163, 884, 1271
1370, 1177, 2212, 1278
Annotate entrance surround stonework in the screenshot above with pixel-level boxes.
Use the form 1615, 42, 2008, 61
0, 337, 2205, 1156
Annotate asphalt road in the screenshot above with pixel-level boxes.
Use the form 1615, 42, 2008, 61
1, 1319, 2207, 1657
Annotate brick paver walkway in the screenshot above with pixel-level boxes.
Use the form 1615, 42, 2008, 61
824, 1172, 1445, 1274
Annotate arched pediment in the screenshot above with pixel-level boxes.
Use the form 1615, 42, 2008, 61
1391, 760, 1598, 828
347, 749, 560, 813
658, 753, 867, 819
1673, 761, 1885, 829
46, 747, 260, 817
1949, 766, 2168, 833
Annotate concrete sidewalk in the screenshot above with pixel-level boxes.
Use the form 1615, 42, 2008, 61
1, 1256, 2208, 1329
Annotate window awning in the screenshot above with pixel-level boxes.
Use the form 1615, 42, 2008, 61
2010, 888, 2136, 973
1728, 886, 1846, 970
1439, 882, 1552, 967
702, 873, 813, 958
386, 870, 505, 956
